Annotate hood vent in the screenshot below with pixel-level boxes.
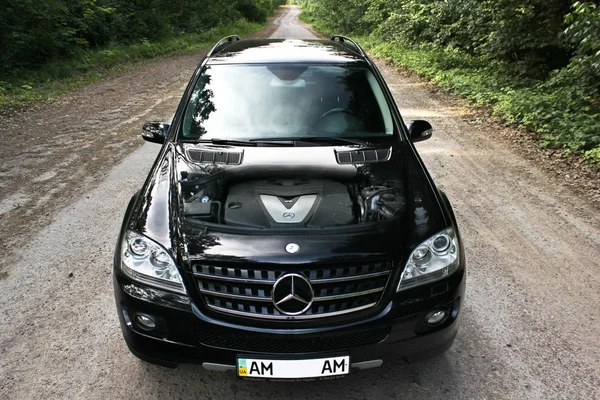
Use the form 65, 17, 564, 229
187, 149, 243, 165
336, 148, 391, 164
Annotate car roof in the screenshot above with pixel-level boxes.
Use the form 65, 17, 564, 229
206, 39, 367, 65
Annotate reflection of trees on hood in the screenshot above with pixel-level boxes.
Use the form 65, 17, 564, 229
190, 73, 216, 137
184, 232, 221, 256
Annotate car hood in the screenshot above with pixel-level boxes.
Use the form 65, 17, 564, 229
128, 142, 447, 270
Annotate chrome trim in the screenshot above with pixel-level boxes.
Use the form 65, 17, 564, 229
194, 261, 392, 320
351, 360, 384, 370
314, 287, 384, 302
193, 272, 276, 285
206, 35, 240, 59
272, 273, 315, 316
193, 269, 390, 285
260, 194, 317, 223
311, 270, 390, 284
202, 363, 236, 372
200, 287, 383, 304
206, 302, 377, 320
198, 289, 271, 302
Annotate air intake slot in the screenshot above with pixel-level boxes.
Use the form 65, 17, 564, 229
187, 150, 243, 165
335, 148, 391, 164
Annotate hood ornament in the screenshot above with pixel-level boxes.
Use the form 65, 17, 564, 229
285, 243, 300, 254
272, 273, 314, 315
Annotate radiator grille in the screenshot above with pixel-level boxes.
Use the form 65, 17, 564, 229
192, 260, 392, 320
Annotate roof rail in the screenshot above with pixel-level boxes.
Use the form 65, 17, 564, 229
206, 35, 241, 59
330, 35, 367, 58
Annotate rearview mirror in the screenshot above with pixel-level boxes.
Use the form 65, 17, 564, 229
141, 122, 169, 144
407, 120, 433, 143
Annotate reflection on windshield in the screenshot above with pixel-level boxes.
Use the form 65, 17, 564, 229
189, 74, 215, 137
182, 65, 394, 141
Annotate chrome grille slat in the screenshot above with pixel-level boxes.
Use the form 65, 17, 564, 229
311, 270, 390, 284
192, 272, 276, 284
314, 287, 384, 302
207, 303, 378, 320
198, 289, 272, 302
199, 285, 385, 303
193, 260, 392, 320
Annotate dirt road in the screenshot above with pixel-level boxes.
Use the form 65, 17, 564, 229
0, 5, 599, 399
270, 4, 319, 39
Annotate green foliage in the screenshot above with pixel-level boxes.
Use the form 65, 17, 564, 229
299, 0, 371, 34
550, 2, 600, 100
236, 0, 286, 22
0, 19, 264, 110
302, 0, 570, 74
0, 0, 286, 108
301, 0, 600, 166
362, 38, 600, 165
0, 0, 282, 75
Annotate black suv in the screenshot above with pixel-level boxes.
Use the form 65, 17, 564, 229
114, 36, 465, 379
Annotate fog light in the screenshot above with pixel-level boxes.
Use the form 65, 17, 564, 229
427, 310, 447, 326
135, 314, 156, 331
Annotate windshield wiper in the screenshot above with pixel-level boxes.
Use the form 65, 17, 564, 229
204, 138, 256, 146
190, 137, 368, 146
194, 138, 291, 146
257, 136, 370, 146
299, 136, 369, 145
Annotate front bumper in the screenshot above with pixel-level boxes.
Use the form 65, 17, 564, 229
114, 267, 465, 371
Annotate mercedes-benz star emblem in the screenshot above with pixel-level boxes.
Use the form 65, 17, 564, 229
282, 212, 295, 220
285, 243, 300, 254
272, 273, 314, 316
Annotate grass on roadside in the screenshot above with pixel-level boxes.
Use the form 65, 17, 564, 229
0, 19, 264, 112
353, 37, 600, 167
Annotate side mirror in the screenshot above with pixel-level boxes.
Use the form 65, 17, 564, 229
407, 120, 433, 143
141, 122, 169, 144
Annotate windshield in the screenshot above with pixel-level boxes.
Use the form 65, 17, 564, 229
180, 64, 395, 141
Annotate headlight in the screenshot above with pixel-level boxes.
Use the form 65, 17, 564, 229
121, 231, 186, 294
397, 227, 459, 291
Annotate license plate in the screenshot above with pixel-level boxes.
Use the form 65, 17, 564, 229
237, 355, 350, 379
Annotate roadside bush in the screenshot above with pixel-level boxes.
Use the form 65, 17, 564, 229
0, 0, 282, 76
237, 0, 286, 22
0, 1, 288, 109
550, 2, 600, 101
300, 0, 600, 166
0, 18, 264, 110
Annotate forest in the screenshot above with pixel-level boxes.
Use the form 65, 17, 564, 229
0, 0, 285, 106
0, 0, 286, 72
301, 0, 600, 165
